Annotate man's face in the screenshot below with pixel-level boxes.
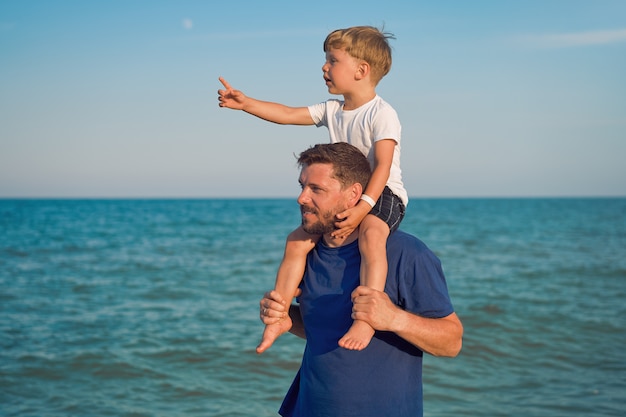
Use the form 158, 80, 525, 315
297, 163, 350, 235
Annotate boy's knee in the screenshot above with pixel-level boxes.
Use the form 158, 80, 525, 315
359, 216, 390, 242
286, 228, 319, 253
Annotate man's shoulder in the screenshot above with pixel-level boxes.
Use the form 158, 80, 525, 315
387, 229, 428, 251
386, 230, 441, 265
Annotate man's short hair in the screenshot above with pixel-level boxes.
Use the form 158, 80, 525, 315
323, 26, 394, 85
297, 142, 371, 190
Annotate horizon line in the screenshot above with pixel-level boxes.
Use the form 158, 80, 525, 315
1, 195, 624, 201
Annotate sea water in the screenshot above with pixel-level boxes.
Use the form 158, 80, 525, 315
1, 198, 624, 416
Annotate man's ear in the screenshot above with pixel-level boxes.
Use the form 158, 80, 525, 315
347, 182, 364, 207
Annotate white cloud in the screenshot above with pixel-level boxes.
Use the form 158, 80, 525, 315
519, 28, 626, 48
182, 18, 193, 30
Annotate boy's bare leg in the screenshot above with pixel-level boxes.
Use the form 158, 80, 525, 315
257, 226, 318, 354
338, 215, 389, 351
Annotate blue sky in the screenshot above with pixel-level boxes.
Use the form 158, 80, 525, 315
1, 0, 625, 198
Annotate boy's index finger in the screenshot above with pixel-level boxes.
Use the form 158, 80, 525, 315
218, 76, 231, 90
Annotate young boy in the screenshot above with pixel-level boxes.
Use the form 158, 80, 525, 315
218, 26, 407, 352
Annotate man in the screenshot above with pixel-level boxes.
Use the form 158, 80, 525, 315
259, 142, 463, 417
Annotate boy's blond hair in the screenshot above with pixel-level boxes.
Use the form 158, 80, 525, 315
323, 26, 395, 85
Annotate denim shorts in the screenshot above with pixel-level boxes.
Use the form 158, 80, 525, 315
369, 186, 406, 233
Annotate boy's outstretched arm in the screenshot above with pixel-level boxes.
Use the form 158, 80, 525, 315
217, 77, 314, 125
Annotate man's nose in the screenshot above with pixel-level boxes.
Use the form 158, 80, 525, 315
297, 189, 310, 205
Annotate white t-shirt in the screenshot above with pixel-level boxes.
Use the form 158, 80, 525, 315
308, 95, 408, 206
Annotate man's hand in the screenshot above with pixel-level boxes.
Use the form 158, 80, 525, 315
259, 289, 303, 324
351, 286, 464, 357
258, 289, 305, 347
350, 286, 399, 331
259, 290, 288, 324
217, 77, 246, 110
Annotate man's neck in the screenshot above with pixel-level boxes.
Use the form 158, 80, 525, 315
322, 229, 359, 248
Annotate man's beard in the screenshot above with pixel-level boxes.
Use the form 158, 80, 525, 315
300, 205, 338, 235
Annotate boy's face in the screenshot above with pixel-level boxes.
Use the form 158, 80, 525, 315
322, 47, 362, 95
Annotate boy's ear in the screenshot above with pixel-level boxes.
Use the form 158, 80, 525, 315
355, 61, 370, 80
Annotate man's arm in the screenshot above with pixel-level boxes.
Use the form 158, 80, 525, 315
350, 286, 463, 357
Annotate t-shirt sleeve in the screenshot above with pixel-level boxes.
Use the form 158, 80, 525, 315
308, 101, 327, 127
308, 99, 344, 128
388, 233, 454, 319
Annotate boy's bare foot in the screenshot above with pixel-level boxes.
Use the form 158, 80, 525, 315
256, 316, 293, 354
338, 319, 375, 351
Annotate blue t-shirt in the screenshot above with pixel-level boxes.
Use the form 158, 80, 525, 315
279, 230, 454, 417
